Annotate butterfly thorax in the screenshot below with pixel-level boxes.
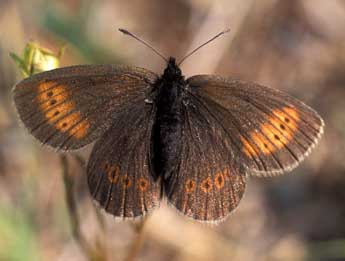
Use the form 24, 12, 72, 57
161, 57, 184, 81
151, 57, 186, 180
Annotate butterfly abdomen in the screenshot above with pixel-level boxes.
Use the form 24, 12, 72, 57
151, 57, 186, 180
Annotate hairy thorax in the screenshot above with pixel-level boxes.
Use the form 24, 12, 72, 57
151, 57, 186, 180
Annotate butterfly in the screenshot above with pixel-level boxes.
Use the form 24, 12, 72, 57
13, 29, 324, 223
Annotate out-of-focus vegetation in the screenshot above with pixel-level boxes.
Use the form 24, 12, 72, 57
0, 0, 344, 260
10, 41, 64, 77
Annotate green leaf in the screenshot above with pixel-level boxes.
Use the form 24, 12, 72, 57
9, 52, 29, 77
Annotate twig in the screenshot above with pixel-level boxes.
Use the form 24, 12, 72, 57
60, 155, 91, 253
60, 154, 107, 261
71, 153, 107, 233
125, 217, 149, 261
73, 153, 86, 168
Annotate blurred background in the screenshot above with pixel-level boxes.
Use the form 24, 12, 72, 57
0, 0, 344, 260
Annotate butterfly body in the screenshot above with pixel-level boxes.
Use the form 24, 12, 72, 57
13, 55, 324, 222
151, 57, 186, 180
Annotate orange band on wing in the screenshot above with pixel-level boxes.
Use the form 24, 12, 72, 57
241, 136, 257, 157
37, 81, 89, 139
242, 107, 300, 156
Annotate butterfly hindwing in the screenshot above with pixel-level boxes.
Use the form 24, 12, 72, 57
87, 102, 161, 219
187, 75, 324, 176
164, 96, 246, 222
13, 65, 157, 150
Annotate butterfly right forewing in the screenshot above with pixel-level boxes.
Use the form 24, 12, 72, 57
187, 75, 324, 176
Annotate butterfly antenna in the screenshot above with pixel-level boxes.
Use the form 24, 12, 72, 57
178, 29, 231, 66
119, 28, 168, 63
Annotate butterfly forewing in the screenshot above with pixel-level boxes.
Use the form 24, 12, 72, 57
164, 96, 246, 222
87, 102, 161, 219
13, 65, 157, 150
187, 75, 324, 176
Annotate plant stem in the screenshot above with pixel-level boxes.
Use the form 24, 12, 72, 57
125, 217, 149, 261
60, 154, 107, 261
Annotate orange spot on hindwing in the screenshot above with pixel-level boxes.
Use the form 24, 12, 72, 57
107, 165, 120, 184
185, 179, 196, 193
122, 175, 132, 188
200, 178, 213, 193
214, 172, 225, 189
137, 178, 149, 192
37, 81, 89, 139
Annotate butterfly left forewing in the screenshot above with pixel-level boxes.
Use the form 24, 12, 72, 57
187, 75, 324, 176
164, 97, 246, 223
13, 65, 157, 150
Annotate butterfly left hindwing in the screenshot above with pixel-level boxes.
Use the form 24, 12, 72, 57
164, 95, 246, 223
87, 102, 161, 219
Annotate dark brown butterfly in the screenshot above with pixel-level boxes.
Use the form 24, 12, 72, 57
13, 29, 324, 223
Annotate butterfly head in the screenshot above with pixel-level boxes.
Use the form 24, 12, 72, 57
162, 57, 183, 82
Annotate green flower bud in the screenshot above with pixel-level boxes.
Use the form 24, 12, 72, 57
10, 42, 65, 77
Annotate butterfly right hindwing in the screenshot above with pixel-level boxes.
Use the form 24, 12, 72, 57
164, 95, 246, 222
